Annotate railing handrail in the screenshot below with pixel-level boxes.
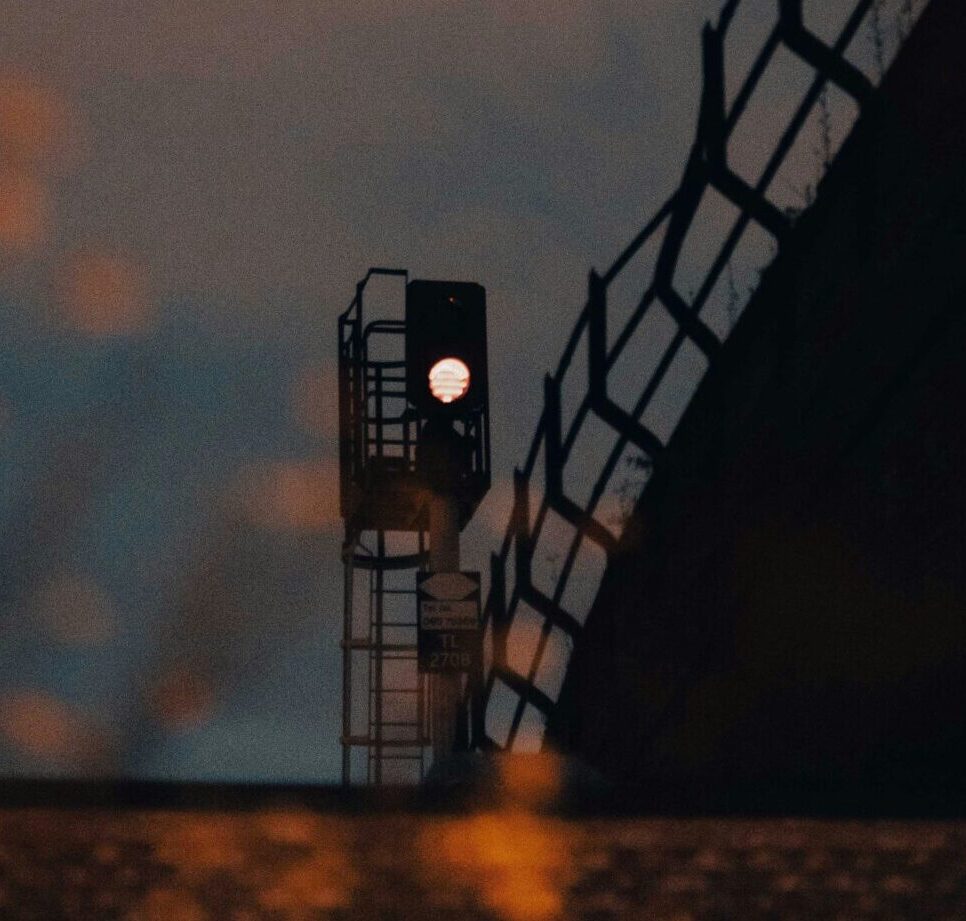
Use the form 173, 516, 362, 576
472, 0, 922, 752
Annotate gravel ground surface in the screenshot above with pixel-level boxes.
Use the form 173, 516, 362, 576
1, 807, 964, 920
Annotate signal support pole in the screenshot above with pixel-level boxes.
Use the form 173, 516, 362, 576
428, 491, 461, 763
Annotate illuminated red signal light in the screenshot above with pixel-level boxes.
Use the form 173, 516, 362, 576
428, 358, 471, 403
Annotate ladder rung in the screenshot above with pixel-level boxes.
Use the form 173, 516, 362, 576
342, 736, 428, 748
342, 639, 417, 651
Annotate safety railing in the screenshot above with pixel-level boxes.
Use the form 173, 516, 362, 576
475, 0, 926, 751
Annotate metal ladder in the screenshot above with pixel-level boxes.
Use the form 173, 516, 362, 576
365, 532, 427, 784
342, 532, 430, 785
340, 306, 432, 784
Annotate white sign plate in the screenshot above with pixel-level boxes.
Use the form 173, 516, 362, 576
417, 570, 482, 674
419, 571, 478, 601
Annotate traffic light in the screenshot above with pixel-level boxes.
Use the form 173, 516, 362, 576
405, 279, 488, 416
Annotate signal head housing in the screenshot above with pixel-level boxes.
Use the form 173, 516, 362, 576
405, 279, 488, 417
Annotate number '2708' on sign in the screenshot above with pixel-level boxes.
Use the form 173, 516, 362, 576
417, 571, 482, 675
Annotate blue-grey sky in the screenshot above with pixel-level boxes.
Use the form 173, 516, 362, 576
0, 0, 916, 780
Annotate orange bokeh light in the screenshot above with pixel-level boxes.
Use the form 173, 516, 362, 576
259, 852, 357, 914
59, 250, 153, 336
126, 889, 207, 921
239, 460, 340, 532
421, 809, 574, 921
0, 170, 48, 250
0, 76, 68, 168
498, 753, 564, 808
148, 666, 216, 732
152, 813, 249, 879
0, 690, 112, 767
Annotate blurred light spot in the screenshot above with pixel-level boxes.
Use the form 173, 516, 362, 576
239, 460, 340, 532
498, 753, 563, 808
259, 810, 321, 846
291, 364, 337, 438
0, 691, 112, 768
259, 853, 356, 913
152, 814, 247, 879
596, 490, 626, 535
421, 810, 574, 921
148, 666, 215, 732
31, 572, 118, 646
476, 477, 516, 541
126, 887, 208, 921
0, 170, 48, 250
142, 812, 358, 912
0, 77, 68, 169
258, 818, 356, 913
59, 250, 153, 337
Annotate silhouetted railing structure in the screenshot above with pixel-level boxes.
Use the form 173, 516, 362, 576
475, 0, 924, 752
339, 270, 431, 785
339, 269, 491, 784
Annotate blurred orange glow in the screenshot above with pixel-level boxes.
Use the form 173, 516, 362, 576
0, 170, 48, 250
126, 888, 208, 921
498, 753, 564, 808
291, 364, 337, 438
147, 812, 357, 912
421, 810, 574, 921
475, 477, 516, 540
239, 460, 340, 532
417, 752, 571, 920
258, 809, 322, 846
59, 250, 153, 336
31, 572, 118, 646
152, 813, 249, 879
0, 691, 112, 767
146, 810, 359, 921
595, 489, 626, 535
0, 77, 81, 256
0, 76, 68, 168
259, 850, 357, 914
148, 666, 215, 732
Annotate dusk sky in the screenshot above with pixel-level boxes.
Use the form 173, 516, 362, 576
0, 1, 913, 781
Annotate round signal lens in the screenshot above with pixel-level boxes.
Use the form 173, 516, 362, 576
428, 358, 471, 404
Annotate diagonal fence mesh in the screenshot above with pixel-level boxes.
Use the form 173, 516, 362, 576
474, 0, 927, 753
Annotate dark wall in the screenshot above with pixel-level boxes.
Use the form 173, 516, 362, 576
551, 0, 966, 809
